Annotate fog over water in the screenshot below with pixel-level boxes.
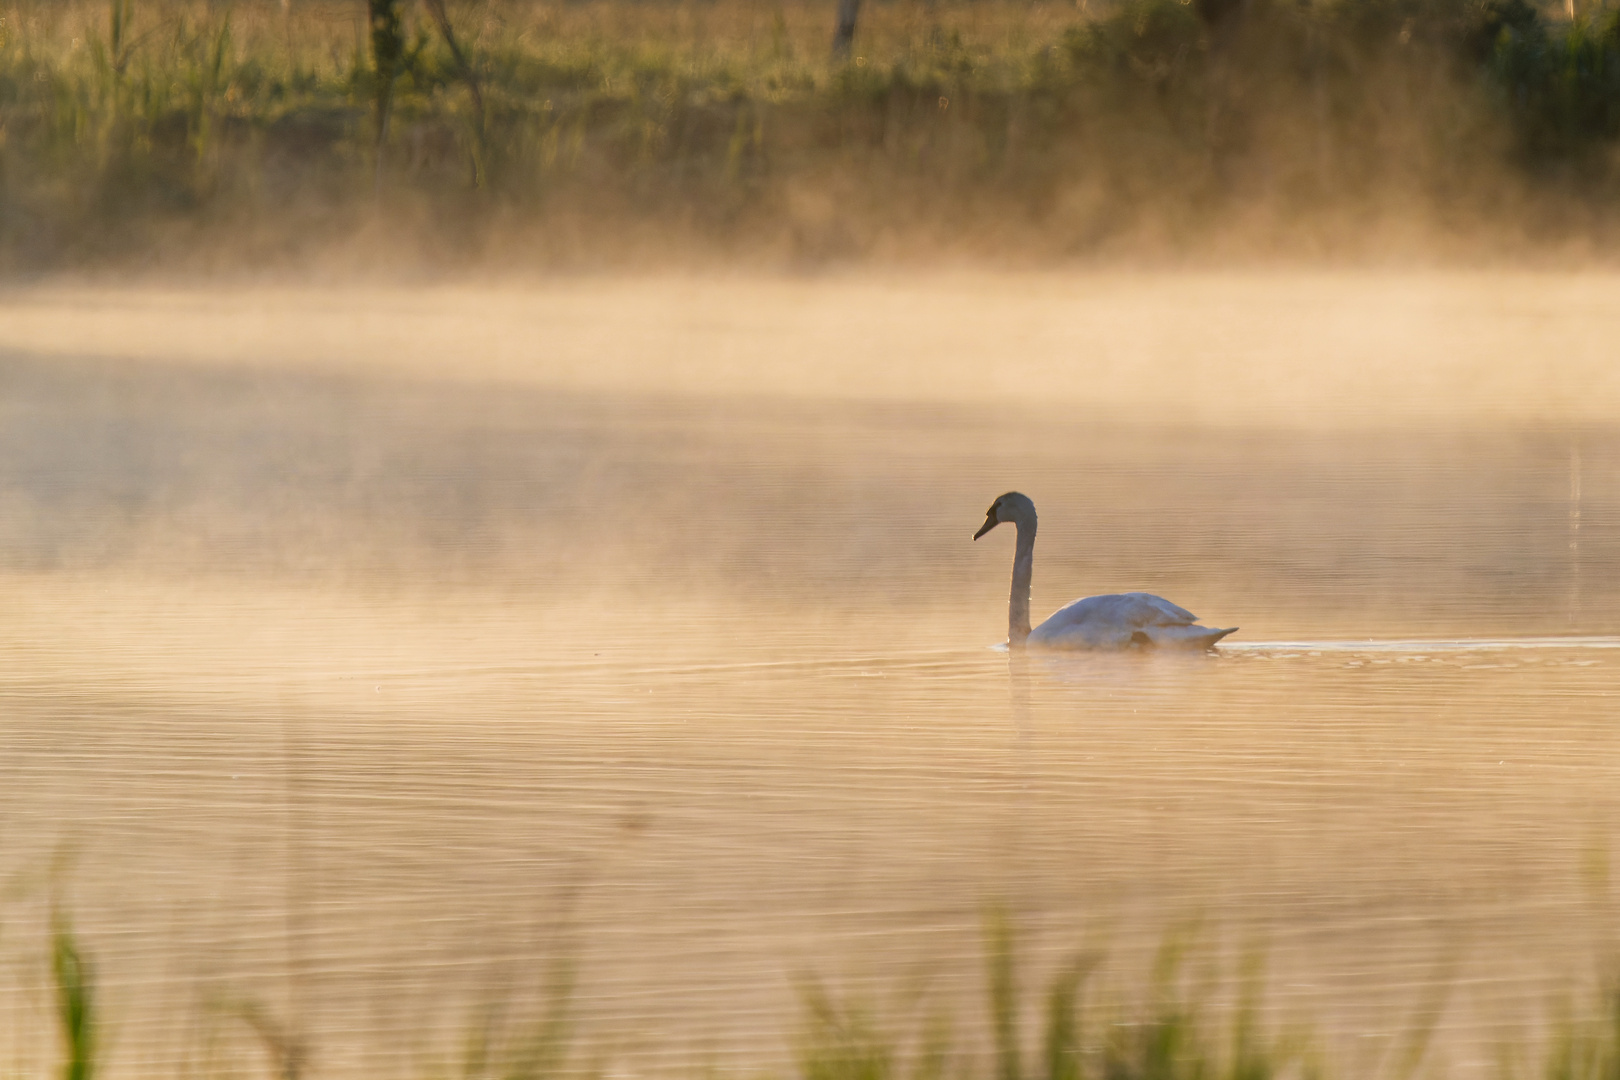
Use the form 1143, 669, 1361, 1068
1, 273, 1617, 1079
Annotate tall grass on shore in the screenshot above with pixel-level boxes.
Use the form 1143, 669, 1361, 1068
798, 921, 1620, 1080
17, 908, 1620, 1080
800, 916, 1319, 1080
50, 913, 96, 1080
1542, 976, 1620, 1080
2, 0, 1620, 267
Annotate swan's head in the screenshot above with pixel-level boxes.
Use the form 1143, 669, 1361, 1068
973, 491, 1036, 539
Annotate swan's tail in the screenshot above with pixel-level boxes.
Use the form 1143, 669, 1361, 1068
1141, 624, 1239, 649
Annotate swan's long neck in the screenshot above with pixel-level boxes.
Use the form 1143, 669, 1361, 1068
1009, 518, 1036, 648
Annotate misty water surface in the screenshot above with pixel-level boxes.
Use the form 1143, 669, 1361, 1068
0, 273, 1617, 1080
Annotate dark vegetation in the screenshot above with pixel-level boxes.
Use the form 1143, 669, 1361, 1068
2, 0, 1620, 269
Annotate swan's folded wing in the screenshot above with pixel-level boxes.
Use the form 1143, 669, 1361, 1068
1035, 592, 1197, 635
1119, 592, 1199, 626
1029, 593, 1229, 650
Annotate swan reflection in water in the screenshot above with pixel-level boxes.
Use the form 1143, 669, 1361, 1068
974, 492, 1237, 651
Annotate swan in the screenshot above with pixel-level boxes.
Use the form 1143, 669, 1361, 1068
973, 492, 1237, 650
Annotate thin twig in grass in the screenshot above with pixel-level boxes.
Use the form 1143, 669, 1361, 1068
422, 0, 487, 185
234, 999, 307, 1080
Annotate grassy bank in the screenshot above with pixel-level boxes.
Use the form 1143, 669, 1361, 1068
2, 0, 1620, 270
23, 911, 1620, 1080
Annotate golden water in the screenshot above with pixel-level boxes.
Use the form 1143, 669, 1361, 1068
0, 273, 1617, 1079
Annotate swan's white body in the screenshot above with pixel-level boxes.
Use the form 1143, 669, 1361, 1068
1027, 592, 1232, 650
974, 492, 1236, 651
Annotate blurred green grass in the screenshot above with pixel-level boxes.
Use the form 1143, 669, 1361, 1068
2, 0, 1620, 268
51, 912, 95, 1080
21, 907, 1620, 1080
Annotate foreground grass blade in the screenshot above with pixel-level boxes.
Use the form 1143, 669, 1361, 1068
52, 913, 96, 1080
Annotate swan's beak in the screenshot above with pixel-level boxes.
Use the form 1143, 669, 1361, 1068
973, 515, 999, 540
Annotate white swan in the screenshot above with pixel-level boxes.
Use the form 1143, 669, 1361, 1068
974, 492, 1237, 650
